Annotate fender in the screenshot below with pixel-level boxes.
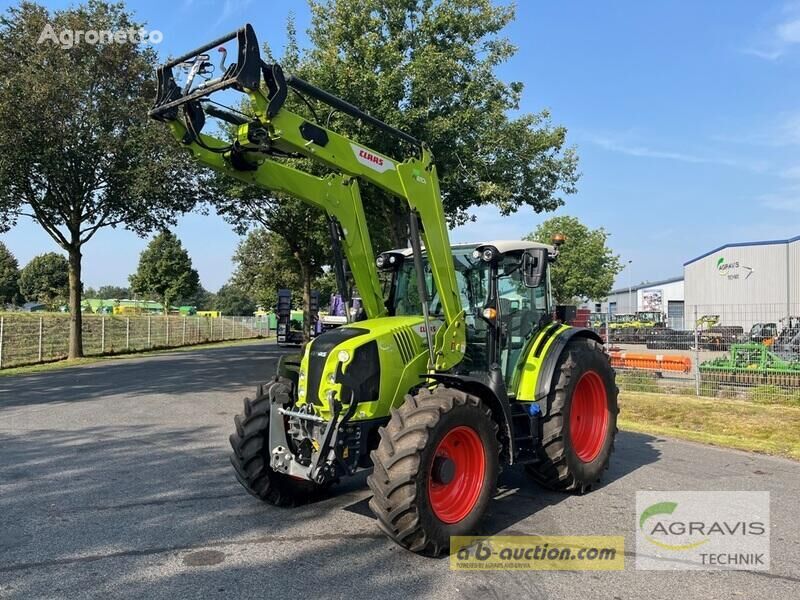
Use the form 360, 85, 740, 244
533, 327, 603, 415
424, 371, 516, 465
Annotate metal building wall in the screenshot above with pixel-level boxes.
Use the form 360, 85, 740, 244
684, 240, 793, 330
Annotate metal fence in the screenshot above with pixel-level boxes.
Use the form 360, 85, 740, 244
0, 314, 273, 369
589, 303, 800, 404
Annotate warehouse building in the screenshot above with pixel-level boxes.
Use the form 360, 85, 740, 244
599, 276, 685, 328
683, 234, 799, 330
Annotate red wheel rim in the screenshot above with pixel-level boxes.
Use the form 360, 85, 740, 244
569, 371, 609, 462
428, 426, 485, 524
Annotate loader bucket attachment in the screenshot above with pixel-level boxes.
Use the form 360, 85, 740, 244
149, 23, 264, 122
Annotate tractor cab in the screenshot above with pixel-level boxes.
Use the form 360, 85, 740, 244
377, 241, 554, 386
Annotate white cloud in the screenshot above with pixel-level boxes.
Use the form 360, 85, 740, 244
745, 5, 800, 60
587, 134, 768, 172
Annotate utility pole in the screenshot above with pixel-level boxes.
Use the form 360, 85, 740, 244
627, 259, 634, 312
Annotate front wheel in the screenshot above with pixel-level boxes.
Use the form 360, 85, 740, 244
526, 337, 618, 493
367, 386, 499, 556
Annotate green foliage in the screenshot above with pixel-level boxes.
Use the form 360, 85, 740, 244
0, 241, 20, 304
526, 216, 623, 304
231, 229, 303, 310
298, 0, 578, 242
0, 1, 200, 355
18, 252, 69, 308
214, 283, 256, 316
96, 285, 130, 299
129, 231, 200, 313
181, 285, 215, 311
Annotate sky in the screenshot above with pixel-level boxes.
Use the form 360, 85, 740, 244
1, 0, 799, 292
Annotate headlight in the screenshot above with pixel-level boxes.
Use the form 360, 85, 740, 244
298, 386, 305, 397
337, 349, 350, 363
376, 255, 385, 267
389, 255, 396, 264
472, 249, 481, 259
482, 248, 494, 262
299, 369, 306, 381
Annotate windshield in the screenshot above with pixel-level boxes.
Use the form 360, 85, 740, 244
389, 248, 550, 380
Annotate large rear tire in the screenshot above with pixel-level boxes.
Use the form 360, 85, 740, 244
229, 377, 323, 506
367, 386, 499, 556
526, 337, 618, 493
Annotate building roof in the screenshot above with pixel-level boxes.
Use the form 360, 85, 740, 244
608, 275, 683, 296
684, 234, 800, 266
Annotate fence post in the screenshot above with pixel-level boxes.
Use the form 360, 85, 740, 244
147, 316, 152, 348
182, 318, 187, 345
166, 316, 170, 346
210, 318, 213, 341
221, 317, 225, 340
38, 316, 43, 362
126, 317, 130, 350
0, 316, 4, 368
196, 316, 200, 342
693, 305, 700, 397
101, 316, 106, 354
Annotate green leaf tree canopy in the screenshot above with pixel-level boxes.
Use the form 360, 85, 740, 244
18, 252, 69, 308
129, 231, 200, 313
0, 1, 200, 358
0, 241, 20, 305
526, 216, 623, 304
214, 283, 257, 317
298, 0, 579, 243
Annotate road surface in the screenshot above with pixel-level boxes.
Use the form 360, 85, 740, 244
1, 342, 798, 599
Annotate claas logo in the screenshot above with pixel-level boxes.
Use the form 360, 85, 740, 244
358, 149, 384, 166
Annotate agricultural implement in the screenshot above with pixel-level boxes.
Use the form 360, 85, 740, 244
700, 343, 800, 388
150, 24, 618, 555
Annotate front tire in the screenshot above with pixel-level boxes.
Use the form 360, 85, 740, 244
367, 386, 499, 556
229, 378, 323, 506
526, 337, 618, 493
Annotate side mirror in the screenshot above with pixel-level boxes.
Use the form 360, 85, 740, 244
522, 248, 546, 288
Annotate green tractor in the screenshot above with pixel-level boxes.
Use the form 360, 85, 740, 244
150, 25, 618, 555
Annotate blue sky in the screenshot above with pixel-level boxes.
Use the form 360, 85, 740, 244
2, 0, 799, 291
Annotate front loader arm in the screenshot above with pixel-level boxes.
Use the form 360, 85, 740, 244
150, 23, 465, 370
165, 120, 387, 320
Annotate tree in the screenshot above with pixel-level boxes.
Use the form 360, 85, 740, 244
0, 241, 20, 305
0, 1, 200, 358
526, 216, 623, 304
297, 0, 579, 245
182, 285, 215, 311
129, 231, 199, 313
18, 252, 69, 308
215, 283, 256, 316
96, 285, 130, 299
231, 229, 304, 310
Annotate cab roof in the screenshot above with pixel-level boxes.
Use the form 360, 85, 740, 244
386, 240, 554, 257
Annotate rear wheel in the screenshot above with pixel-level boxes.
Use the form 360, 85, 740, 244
229, 377, 324, 506
367, 386, 499, 556
526, 337, 618, 493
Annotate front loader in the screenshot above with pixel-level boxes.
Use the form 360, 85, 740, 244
150, 24, 618, 556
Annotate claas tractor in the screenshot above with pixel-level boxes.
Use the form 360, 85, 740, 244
150, 24, 618, 556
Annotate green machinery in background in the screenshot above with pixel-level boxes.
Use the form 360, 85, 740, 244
150, 24, 618, 555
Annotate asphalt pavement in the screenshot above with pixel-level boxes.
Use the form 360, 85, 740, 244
1, 341, 798, 599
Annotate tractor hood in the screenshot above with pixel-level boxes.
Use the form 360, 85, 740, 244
297, 316, 431, 420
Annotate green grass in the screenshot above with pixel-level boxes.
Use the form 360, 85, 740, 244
0, 337, 273, 378
619, 390, 800, 460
